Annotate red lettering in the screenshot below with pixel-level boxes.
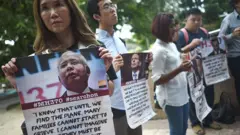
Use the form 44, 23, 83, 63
18, 91, 25, 104
27, 87, 47, 101
47, 82, 62, 98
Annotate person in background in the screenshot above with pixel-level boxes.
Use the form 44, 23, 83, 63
1, 0, 116, 134
219, 0, 240, 106
151, 13, 191, 135
176, 8, 222, 135
87, 0, 152, 134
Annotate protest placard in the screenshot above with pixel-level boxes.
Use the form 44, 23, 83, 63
187, 48, 211, 122
200, 37, 230, 85
187, 47, 204, 90
194, 87, 212, 122
15, 48, 115, 135
120, 53, 155, 129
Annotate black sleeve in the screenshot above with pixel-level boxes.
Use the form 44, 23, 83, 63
119, 38, 126, 47
107, 65, 117, 80
97, 40, 118, 81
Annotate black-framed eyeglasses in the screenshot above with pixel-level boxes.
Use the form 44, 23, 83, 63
102, 3, 117, 12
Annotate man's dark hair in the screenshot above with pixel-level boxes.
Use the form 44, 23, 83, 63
229, 0, 238, 9
186, 8, 202, 18
87, 0, 100, 22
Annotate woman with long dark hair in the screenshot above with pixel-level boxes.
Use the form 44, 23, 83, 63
1, 0, 116, 134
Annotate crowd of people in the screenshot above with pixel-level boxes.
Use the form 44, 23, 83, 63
1, 0, 240, 135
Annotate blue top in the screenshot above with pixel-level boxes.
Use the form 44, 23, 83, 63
176, 28, 208, 52
218, 10, 240, 58
96, 28, 128, 110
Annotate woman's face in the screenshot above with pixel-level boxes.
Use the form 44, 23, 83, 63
169, 21, 177, 42
40, 0, 71, 34
172, 24, 179, 42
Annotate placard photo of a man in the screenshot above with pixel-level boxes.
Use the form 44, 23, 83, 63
130, 54, 145, 81
190, 49, 204, 88
58, 51, 93, 97
15, 47, 110, 103
209, 37, 226, 56
121, 53, 148, 83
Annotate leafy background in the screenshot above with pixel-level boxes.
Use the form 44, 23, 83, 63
0, 0, 232, 80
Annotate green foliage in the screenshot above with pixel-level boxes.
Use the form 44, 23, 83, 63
0, 0, 35, 78
178, 0, 231, 31
0, 0, 233, 79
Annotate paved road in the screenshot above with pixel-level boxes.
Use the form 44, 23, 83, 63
143, 119, 240, 135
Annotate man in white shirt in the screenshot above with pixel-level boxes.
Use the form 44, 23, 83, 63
87, 0, 142, 135
57, 51, 93, 97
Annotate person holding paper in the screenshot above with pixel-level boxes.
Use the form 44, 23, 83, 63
58, 51, 95, 96
1, 0, 116, 94
219, 0, 240, 107
1, 0, 117, 134
87, 0, 150, 134
151, 13, 191, 135
176, 8, 221, 135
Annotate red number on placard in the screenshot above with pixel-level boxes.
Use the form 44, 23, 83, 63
27, 87, 47, 101
47, 82, 62, 98
18, 91, 25, 104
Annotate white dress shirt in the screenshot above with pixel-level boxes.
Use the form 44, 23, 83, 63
132, 70, 140, 80
96, 28, 128, 110
151, 39, 189, 110
67, 87, 90, 96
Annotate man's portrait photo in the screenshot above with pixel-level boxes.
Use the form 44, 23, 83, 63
190, 49, 203, 88
15, 47, 109, 103
58, 51, 93, 97
209, 37, 226, 56
121, 53, 148, 83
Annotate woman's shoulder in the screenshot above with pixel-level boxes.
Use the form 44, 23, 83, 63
152, 40, 169, 53
151, 45, 168, 59
152, 45, 166, 54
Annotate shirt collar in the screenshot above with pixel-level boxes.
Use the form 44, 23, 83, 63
67, 87, 90, 96
132, 70, 140, 75
233, 10, 240, 19
96, 28, 114, 38
156, 39, 168, 45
